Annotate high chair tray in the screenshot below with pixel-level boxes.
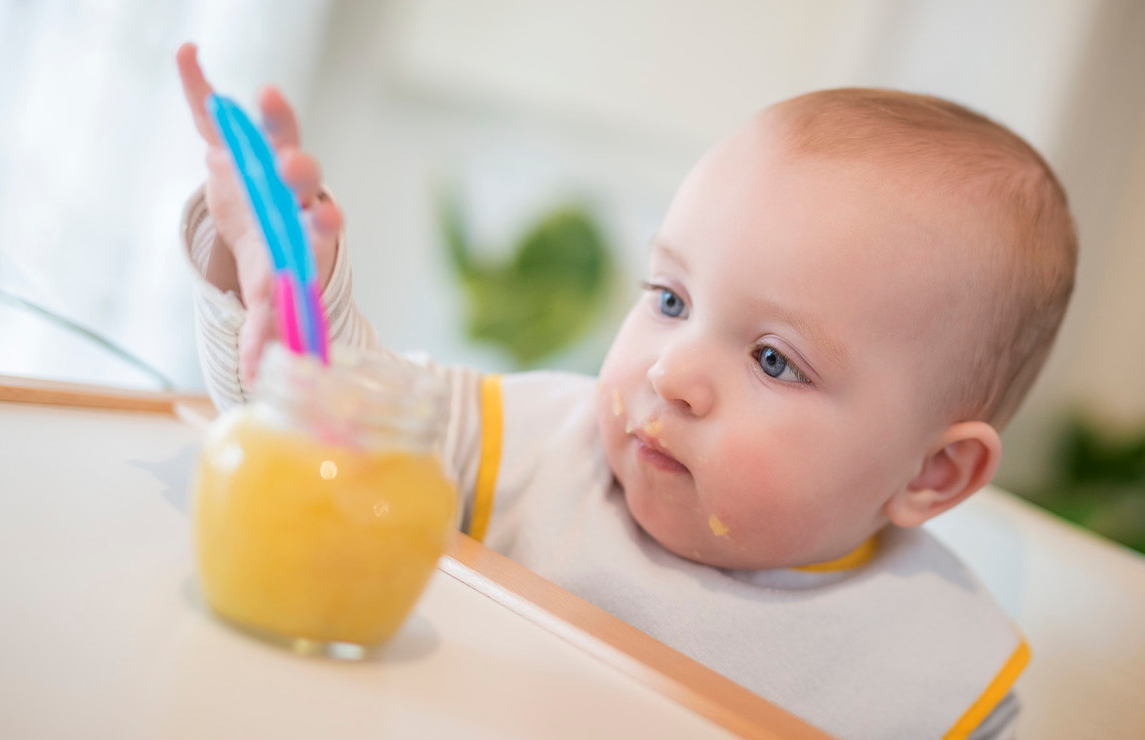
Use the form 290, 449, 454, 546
0, 376, 831, 740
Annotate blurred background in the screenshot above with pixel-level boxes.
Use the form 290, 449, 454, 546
2, 0, 1145, 552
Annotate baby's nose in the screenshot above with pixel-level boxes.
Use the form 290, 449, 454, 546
647, 347, 714, 417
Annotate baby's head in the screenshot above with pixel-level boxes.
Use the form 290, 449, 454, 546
597, 88, 1077, 570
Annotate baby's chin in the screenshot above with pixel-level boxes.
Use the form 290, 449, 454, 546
618, 481, 812, 570
622, 492, 698, 558
616, 480, 742, 568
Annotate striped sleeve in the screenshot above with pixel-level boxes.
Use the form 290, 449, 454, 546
180, 185, 379, 411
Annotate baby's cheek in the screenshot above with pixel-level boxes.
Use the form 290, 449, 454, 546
598, 324, 638, 388
708, 437, 818, 531
713, 432, 798, 500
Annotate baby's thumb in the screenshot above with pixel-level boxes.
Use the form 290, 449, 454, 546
239, 301, 278, 389
308, 196, 343, 290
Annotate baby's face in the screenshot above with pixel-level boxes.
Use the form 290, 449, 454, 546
598, 120, 964, 569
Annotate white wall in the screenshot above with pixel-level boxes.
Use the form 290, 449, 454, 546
0, 0, 333, 389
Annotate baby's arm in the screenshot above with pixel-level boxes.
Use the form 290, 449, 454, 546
176, 43, 343, 390
177, 43, 380, 408
176, 45, 487, 515
181, 185, 378, 409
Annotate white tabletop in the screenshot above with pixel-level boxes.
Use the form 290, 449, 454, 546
0, 395, 819, 740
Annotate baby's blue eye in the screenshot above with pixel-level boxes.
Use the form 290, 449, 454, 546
759, 347, 787, 377
756, 345, 808, 383
658, 289, 685, 318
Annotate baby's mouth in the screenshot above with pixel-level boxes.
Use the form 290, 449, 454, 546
632, 426, 689, 474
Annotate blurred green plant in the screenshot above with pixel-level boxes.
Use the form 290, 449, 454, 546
1021, 415, 1145, 554
438, 193, 613, 367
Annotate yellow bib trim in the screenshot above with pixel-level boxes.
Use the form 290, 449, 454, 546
793, 536, 878, 572
469, 374, 503, 543
943, 639, 1030, 740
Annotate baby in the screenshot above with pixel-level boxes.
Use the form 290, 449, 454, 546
177, 44, 1076, 740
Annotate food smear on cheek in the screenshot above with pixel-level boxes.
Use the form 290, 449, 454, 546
708, 514, 730, 537
611, 389, 625, 417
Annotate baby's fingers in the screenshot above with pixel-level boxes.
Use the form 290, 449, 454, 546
280, 149, 322, 208
258, 86, 302, 151
175, 43, 220, 146
310, 197, 343, 239
308, 196, 342, 290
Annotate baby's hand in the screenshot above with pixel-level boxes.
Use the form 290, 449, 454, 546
176, 42, 342, 384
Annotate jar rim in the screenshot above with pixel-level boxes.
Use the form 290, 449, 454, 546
255, 342, 447, 451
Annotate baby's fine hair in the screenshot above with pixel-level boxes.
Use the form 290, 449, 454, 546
771, 88, 1077, 428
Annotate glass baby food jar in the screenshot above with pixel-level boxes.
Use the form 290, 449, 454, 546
192, 343, 457, 658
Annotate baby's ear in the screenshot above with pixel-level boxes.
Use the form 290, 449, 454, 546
883, 421, 1002, 528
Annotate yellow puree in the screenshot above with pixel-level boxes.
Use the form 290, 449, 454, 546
194, 411, 457, 646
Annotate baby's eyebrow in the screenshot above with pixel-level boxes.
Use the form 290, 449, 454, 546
752, 297, 850, 373
650, 239, 688, 270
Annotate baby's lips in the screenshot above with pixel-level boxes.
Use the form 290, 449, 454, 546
633, 426, 686, 468
628, 415, 668, 449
